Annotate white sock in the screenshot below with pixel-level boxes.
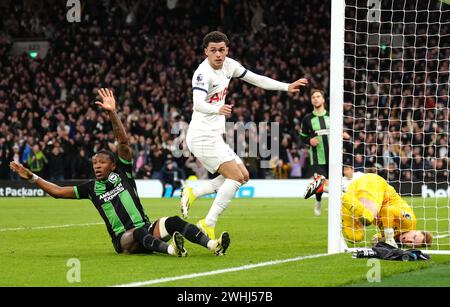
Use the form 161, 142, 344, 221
192, 175, 226, 198
205, 179, 241, 227
207, 240, 217, 251
167, 244, 175, 256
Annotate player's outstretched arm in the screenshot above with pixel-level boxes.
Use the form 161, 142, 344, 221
96, 88, 132, 161
9, 161, 76, 199
287, 78, 309, 93
240, 69, 308, 92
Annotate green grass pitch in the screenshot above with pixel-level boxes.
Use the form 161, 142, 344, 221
0, 197, 450, 287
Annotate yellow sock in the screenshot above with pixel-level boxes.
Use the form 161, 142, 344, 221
342, 193, 374, 225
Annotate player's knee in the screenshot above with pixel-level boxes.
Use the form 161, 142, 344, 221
122, 229, 141, 252
241, 170, 250, 183
164, 216, 188, 236
227, 174, 245, 184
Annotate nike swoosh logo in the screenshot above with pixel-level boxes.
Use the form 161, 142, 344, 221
213, 84, 219, 87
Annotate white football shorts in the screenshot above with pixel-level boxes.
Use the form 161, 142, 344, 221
186, 130, 243, 174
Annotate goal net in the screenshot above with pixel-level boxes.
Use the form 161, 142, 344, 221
329, 0, 450, 254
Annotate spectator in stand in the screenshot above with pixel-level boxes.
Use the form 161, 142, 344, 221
286, 146, 306, 178
71, 148, 91, 180
47, 144, 65, 181
135, 150, 147, 176
27, 144, 47, 179
0, 138, 9, 179
9, 144, 21, 180
136, 164, 153, 179
270, 157, 291, 179
160, 160, 186, 197
0, 0, 447, 185
185, 156, 208, 180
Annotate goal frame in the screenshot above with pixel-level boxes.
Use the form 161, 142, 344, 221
328, 0, 450, 255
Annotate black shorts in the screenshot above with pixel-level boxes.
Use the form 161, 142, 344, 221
112, 222, 154, 254
312, 164, 329, 178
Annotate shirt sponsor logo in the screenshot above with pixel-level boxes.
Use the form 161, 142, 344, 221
316, 129, 329, 136
99, 182, 125, 202
197, 74, 203, 81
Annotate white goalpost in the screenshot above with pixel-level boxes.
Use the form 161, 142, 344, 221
329, 0, 450, 254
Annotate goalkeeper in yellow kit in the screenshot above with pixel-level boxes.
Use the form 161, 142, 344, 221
306, 172, 432, 248
341, 173, 432, 248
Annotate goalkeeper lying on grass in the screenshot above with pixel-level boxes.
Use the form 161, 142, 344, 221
305, 172, 432, 248
10, 88, 230, 257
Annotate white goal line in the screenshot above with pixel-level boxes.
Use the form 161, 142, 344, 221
111, 253, 332, 287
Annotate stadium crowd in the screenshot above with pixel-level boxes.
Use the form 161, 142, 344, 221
0, 0, 448, 185
343, 0, 450, 184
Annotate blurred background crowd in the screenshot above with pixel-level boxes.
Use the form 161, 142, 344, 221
0, 0, 448, 186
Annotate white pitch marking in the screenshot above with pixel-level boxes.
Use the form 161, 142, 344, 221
435, 233, 450, 239
0, 222, 103, 232
112, 253, 331, 287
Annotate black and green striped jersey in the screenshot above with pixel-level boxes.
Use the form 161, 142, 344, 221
73, 157, 150, 240
300, 111, 330, 166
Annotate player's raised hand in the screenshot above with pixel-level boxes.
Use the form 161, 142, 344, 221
9, 161, 33, 180
218, 104, 233, 116
288, 78, 308, 93
96, 88, 116, 112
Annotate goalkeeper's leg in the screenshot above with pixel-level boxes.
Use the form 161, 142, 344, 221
342, 193, 375, 225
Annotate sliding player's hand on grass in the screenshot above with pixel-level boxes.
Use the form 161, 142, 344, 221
95, 88, 116, 112
9, 161, 33, 180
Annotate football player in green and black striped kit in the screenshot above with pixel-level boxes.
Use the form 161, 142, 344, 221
10, 88, 229, 257
300, 89, 330, 217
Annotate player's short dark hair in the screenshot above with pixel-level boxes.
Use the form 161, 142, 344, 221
203, 31, 230, 49
94, 149, 116, 163
311, 88, 326, 99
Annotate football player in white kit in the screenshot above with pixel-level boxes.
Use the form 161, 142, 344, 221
180, 31, 308, 239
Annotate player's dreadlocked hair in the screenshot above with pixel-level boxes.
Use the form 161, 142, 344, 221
203, 31, 230, 49
95, 149, 116, 163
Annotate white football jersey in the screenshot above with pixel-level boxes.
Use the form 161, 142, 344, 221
342, 171, 364, 192
189, 57, 247, 134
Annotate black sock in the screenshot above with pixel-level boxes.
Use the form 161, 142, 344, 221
165, 216, 210, 248
316, 192, 323, 202
133, 227, 169, 254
